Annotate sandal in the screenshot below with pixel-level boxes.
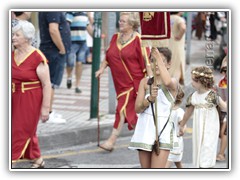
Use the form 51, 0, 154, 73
31, 159, 45, 168
216, 154, 225, 161
99, 141, 114, 152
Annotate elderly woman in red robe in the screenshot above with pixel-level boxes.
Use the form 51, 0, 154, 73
12, 20, 51, 168
95, 12, 151, 151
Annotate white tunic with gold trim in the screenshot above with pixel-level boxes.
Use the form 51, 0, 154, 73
187, 90, 220, 168
128, 86, 174, 151
168, 108, 185, 162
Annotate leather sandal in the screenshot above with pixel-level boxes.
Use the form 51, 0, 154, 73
99, 141, 114, 152
31, 159, 45, 168
216, 154, 225, 161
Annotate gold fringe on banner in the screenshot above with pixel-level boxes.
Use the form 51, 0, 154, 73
141, 39, 169, 48
139, 12, 171, 48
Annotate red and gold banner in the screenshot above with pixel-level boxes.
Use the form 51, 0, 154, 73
139, 12, 171, 47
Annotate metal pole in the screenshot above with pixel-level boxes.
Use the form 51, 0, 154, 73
186, 12, 192, 65
90, 12, 102, 119
107, 12, 117, 114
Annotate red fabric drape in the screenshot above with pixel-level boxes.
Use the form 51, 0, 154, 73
139, 12, 171, 47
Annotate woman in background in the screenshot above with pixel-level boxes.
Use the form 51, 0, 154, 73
95, 12, 151, 152
168, 12, 186, 85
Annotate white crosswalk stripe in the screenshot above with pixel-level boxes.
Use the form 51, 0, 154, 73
53, 64, 110, 115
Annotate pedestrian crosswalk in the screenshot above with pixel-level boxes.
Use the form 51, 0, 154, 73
54, 64, 111, 115
37, 64, 115, 136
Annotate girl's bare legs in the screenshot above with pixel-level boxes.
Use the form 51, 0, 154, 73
175, 161, 183, 168
138, 150, 151, 168
166, 161, 183, 168
151, 149, 170, 168
217, 121, 227, 160
139, 149, 170, 168
165, 160, 173, 168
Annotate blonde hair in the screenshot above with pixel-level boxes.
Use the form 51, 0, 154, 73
120, 12, 140, 31
191, 66, 214, 88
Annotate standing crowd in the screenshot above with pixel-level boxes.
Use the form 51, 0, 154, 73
11, 11, 228, 169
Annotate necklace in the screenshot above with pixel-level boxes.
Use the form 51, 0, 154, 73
119, 32, 134, 45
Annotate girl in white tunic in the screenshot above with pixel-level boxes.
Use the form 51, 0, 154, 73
179, 66, 227, 168
128, 47, 178, 168
165, 86, 186, 168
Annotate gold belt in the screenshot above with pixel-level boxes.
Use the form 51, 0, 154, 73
12, 81, 41, 93
195, 104, 214, 109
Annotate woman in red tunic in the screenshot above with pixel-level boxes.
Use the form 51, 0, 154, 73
12, 20, 51, 168
95, 12, 151, 151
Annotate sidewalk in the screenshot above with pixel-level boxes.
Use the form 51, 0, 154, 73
37, 37, 227, 168
37, 65, 119, 150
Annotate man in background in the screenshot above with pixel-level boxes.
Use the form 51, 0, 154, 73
38, 12, 71, 123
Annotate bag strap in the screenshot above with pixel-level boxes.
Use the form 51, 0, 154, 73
147, 78, 177, 141
147, 77, 159, 143
157, 84, 175, 139
158, 106, 173, 139
160, 83, 183, 138
160, 84, 175, 105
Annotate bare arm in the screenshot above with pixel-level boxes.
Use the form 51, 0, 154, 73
36, 62, 51, 122
49, 22, 66, 54
135, 78, 152, 113
151, 48, 178, 91
218, 96, 227, 112
175, 22, 186, 40
86, 12, 94, 37
87, 12, 94, 25
86, 23, 93, 37
179, 105, 194, 136
178, 121, 187, 137
95, 59, 108, 78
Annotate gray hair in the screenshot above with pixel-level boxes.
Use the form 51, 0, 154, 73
12, 20, 35, 43
120, 12, 140, 31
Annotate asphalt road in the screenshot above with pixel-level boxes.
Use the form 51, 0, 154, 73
13, 132, 195, 169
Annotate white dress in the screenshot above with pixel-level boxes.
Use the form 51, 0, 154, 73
187, 90, 220, 168
168, 108, 185, 162
128, 85, 174, 151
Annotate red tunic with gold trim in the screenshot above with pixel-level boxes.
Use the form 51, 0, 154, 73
12, 49, 47, 161
106, 33, 147, 130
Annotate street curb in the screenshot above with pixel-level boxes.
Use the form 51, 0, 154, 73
38, 124, 133, 151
